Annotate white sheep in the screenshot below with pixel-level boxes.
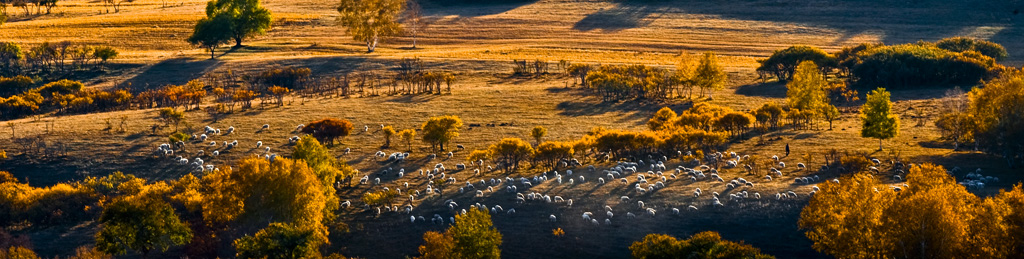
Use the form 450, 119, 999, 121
262, 124, 270, 130
550, 215, 557, 222
256, 141, 263, 148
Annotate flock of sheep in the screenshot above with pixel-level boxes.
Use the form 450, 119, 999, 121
151, 122, 992, 229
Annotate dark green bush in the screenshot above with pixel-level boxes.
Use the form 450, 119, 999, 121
850, 43, 997, 88
757, 45, 837, 81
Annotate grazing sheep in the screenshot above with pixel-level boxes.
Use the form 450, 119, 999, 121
456, 144, 465, 150
797, 163, 806, 169
550, 215, 557, 222
261, 124, 270, 131
341, 200, 351, 208
637, 201, 645, 208
778, 162, 786, 168
295, 124, 304, 132
687, 205, 698, 211
620, 196, 630, 202
605, 219, 611, 225
374, 178, 381, 185
672, 208, 680, 215
256, 141, 263, 148
626, 212, 636, 219
226, 126, 235, 134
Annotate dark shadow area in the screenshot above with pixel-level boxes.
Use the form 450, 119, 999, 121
552, 88, 693, 123
735, 82, 787, 98
573, 4, 663, 32
124, 58, 222, 92
421, 0, 538, 17
592, 0, 1022, 62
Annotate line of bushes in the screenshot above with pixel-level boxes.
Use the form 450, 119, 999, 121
757, 37, 1008, 88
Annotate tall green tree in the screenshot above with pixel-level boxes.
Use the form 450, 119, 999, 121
337, 0, 405, 53
693, 51, 726, 97
95, 195, 192, 257
860, 87, 900, 151
188, 14, 233, 59
203, 0, 272, 47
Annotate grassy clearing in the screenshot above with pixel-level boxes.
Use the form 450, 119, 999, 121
1, 0, 1022, 258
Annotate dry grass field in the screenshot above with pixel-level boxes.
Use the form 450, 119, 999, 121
1, 0, 1022, 258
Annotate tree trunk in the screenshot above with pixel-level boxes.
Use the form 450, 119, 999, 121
234, 36, 242, 47
878, 139, 883, 151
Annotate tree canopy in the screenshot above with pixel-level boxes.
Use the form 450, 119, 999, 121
188, 14, 233, 59
629, 232, 775, 259
337, 0, 405, 52
203, 0, 272, 47
95, 194, 192, 256
860, 87, 899, 150
421, 115, 462, 151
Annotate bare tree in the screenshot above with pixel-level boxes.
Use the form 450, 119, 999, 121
404, 0, 424, 48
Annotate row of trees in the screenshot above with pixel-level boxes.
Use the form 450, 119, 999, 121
0, 135, 357, 257
757, 37, 1007, 88
800, 163, 1024, 258
0, 41, 118, 76
578, 52, 726, 101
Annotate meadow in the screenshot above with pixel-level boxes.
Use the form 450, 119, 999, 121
0, 0, 1022, 258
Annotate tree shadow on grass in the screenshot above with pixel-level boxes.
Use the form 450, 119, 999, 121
573, 4, 663, 32
124, 57, 223, 92
735, 82, 787, 98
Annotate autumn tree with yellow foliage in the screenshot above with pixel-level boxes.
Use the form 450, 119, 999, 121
801, 163, 1024, 258
417, 208, 502, 259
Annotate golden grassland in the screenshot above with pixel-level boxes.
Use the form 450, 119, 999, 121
0, 0, 1022, 258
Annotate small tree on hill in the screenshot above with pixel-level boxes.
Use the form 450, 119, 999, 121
158, 108, 185, 131
404, 0, 424, 49
421, 115, 462, 151
693, 52, 726, 97
188, 14, 233, 59
861, 88, 899, 151
302, 118, 354, 145
338, 0, 405, 52
203, 0, 272, 47
382, 125, 396, 148
787, 61, 830, 127
487, 138, 534, 172
530, 126, 546, 145
398, 129, 416, 151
